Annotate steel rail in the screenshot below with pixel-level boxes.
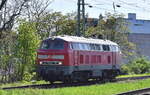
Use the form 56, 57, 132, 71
1, 81, 100, 90
116, 75, 150, 81
115, 88, 150, 95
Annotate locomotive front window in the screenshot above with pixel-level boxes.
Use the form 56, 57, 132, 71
40, 40, 64, 50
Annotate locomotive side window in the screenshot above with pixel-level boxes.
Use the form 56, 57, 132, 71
111, 45, 120, 52
102, 45, 110, 51
116, 46, 120, 52
72, 43, 80, 50
90, 44, 96, 50
110, 45, 115, 52
71, 42, 116, 52
79, 43, 87, 50
84, 43, 90, 50
78, 43, 83, 50
71, 43, 90, 51
95, 44, 101, 51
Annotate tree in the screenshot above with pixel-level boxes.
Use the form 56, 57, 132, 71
24, 0, 53, 21
85, 13, 135, 57
0, 32, 17, 83
0, 0, 7, 10
0, 0, 30, 82
31, 12, 77, 39
54, 13, 77, 36
22, 0, 54, 39
16, 21, 40, 80
0, 0, 29, 38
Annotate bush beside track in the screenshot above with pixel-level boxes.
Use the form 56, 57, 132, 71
117, 73, 150, 78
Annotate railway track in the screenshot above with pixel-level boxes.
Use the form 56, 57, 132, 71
116, 75, 150, 81
115, 88, 150, 95
1, 75, 150, 90
1, 81, 99, 90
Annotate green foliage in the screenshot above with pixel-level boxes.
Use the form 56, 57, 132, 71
23, 72, 37, 82
121, 57, 150, 74
16, 21, 40, 80
34, 12, 76, 39
0, 32, 18, 83
86, 13, 136, 57
117, 73, 150, 78
17, 21, 40, 63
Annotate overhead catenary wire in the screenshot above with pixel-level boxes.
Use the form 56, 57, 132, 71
52, 0, 150, 19
89, 0, 150, 19
91, 0, 150, 12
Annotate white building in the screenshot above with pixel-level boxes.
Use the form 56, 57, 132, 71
127, 13, 150, 59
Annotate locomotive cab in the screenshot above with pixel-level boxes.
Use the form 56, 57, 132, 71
37, 38, 70, 82
37, 38, 68, 65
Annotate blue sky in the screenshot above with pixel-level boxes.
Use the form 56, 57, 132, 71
49, 0, 150, 20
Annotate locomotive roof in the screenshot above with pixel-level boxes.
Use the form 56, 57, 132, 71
47, 35, 118, 46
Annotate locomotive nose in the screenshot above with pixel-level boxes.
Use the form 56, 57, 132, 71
39, 61, 63, 65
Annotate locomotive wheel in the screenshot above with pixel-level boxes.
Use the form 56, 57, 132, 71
71, 71, 91, 83
77, 77, 88, 83
63, 76, 73, 83
102, 70, 116, 82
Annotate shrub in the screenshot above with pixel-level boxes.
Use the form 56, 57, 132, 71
23, 72, 37, 82
121, 57, 150, 74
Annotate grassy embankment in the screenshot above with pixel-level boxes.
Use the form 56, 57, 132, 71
117, 73, 150, 78
1, 79, 150, 95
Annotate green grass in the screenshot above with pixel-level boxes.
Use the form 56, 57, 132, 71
1, 79, 150, 95
117, 73, 150, 78
0, 80, 48, 88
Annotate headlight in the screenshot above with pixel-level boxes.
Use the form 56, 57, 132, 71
39, 62, 43, 64
39, 61, 63, 65
58, 62, 62, 65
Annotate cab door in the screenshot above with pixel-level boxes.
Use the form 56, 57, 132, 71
71, 43, 79, 66
111, 45, 117, 69
74, 50, 79, 66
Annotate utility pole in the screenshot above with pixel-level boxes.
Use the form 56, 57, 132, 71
113, 2, 121, 13
77, 0, 85, 36
77, 0, 81, 36
113, 2, 116, 13
82, 0, 85, 36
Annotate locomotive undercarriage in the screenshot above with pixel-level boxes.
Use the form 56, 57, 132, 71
37, 65, 120, 83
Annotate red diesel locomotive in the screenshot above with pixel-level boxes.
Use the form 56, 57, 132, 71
37, 36, 121, 83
